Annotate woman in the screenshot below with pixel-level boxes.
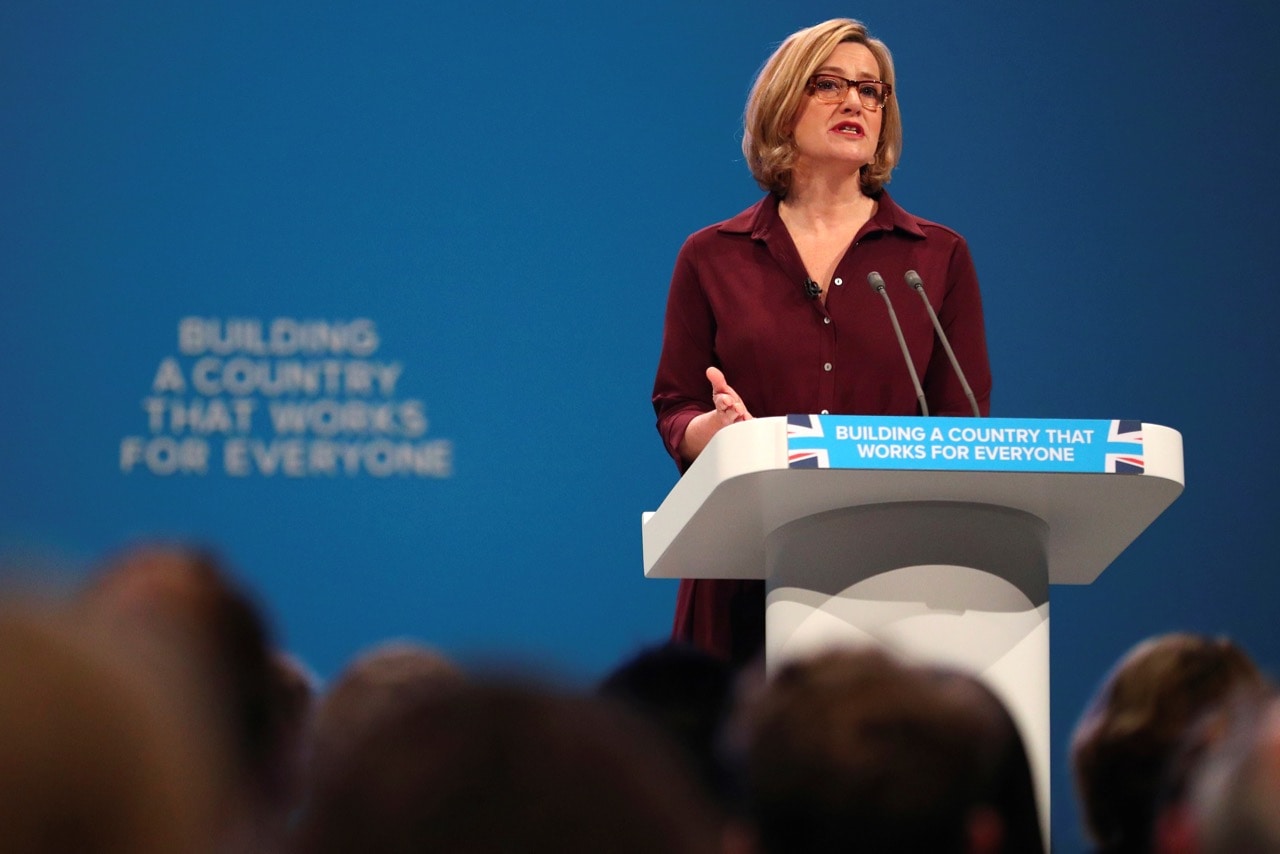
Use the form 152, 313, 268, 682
652, 19, 993, 665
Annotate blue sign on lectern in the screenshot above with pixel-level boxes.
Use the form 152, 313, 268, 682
785, 415, 1145, 475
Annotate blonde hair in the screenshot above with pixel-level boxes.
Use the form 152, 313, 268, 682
742, 19, 902, 197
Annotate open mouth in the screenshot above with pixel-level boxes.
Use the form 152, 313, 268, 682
832, 121, 864, 137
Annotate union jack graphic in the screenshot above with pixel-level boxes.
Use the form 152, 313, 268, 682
1104, 419, 1145, 474
786, 414, 825, 439
786, 415, 830, 468
788, 448, 830, 469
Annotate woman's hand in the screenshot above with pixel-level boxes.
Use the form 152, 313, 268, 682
706, 366, 751, 424
677, 367, 754, 463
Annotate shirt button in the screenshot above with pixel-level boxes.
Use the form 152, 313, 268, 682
834, 278, 843, 286
823, 362, 832, 372
823, 317, 831, 325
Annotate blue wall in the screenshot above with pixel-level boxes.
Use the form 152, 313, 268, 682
4, 2, 1279, 849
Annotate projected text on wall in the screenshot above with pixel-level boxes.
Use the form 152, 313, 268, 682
119, 318, 453, 478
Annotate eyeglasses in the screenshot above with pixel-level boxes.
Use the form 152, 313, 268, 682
805, 74, 892, 111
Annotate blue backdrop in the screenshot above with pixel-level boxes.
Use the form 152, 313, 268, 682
4, 2, 1279, 849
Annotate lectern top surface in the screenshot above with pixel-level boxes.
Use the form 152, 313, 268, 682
642, 415, 1184, 585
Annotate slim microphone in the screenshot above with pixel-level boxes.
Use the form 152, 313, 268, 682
904, 270, 981, 418
867, 271, 928, 417
803, 277, 822, 300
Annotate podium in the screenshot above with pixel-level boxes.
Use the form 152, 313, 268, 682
642, 414, 1184, 842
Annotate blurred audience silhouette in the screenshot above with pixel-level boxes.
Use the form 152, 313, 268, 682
7, 541, 1280, 854
598, 642, 739, 804
925, 665, 1047, 853
0, 600, 221, 853
1182, 696, 1280, 853
302, 639, 464, 812
78, 543, 299, 853
294, 676, 726, 854
727, 646, 1039, 854
1071, 632, 1272, 854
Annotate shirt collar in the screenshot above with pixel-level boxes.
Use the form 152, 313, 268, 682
717, 191, 927, 241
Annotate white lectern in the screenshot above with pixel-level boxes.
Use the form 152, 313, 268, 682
642, 414, 1184, 844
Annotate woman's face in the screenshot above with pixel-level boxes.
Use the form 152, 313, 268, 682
790, 41, 884, 180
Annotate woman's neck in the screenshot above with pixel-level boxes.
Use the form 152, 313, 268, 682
780, 171, 876, 234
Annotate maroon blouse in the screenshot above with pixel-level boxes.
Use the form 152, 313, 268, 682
651, 192, 992, 663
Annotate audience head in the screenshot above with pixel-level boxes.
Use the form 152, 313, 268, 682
0, 601, 219, 853
1186, 696, 1280, 853
730, 646, 1007, 854
925, 666, 1046, 853
81, 544, 285, 786
1070, 632, 1270, 853
598, 641, 738, 806
306, 639, 464, 797
295, 676, 725, 854
78, 543, 295, 850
